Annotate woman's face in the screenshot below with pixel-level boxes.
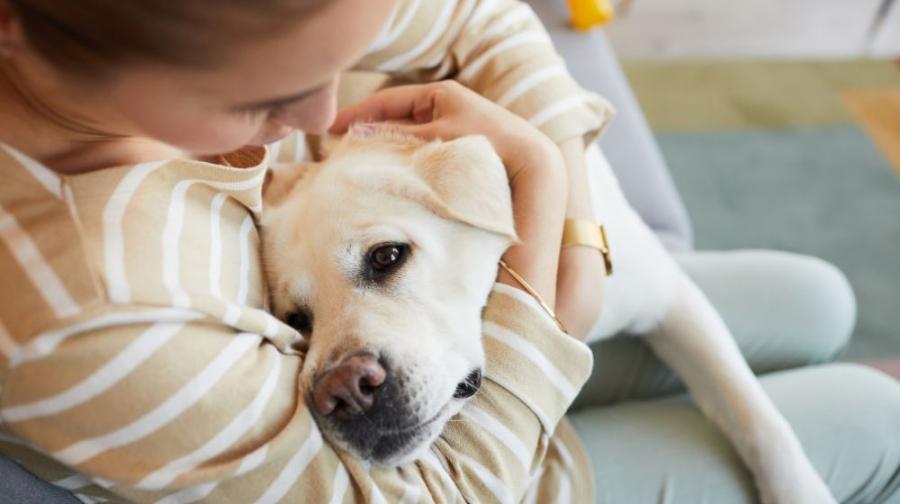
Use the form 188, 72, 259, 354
95, 0, 395, 154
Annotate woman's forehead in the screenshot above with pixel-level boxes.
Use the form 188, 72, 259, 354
175, 0, 395, 102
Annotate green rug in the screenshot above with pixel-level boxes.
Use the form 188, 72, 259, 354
623, 60, 900, 360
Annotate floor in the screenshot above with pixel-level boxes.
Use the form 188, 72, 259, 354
620, 59, 900, 361
844, 88, 900, 176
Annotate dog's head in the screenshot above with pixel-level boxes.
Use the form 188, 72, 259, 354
261, 129, 516, 466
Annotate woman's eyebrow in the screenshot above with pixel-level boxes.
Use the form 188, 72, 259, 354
234, 83, 328, 111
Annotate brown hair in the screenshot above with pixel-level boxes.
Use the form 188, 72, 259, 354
8, 0, 330, 77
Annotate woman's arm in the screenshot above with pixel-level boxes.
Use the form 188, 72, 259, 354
556, 136, 608, 339
354, 0, 613, 148
0, 293, 590, 503
350, 0, 614, 336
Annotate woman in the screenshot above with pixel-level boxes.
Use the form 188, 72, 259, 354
0, 0, 898, 503
0, 0, 600, 502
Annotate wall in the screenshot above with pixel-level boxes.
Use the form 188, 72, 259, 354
604, 0, 900, 59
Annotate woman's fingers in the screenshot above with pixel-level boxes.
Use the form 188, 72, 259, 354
329, 84, 442, 134
380, 121, 443, 141
329, 79, 555, 183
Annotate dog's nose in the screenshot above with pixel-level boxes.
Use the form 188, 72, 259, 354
312, 353, 387, 418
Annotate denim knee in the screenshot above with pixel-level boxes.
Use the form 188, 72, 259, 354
819, 364, 900, 503
784, 255, 856, 362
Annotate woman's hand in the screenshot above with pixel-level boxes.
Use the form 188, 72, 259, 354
330, 81, 567, 314
331, 81, 560, 183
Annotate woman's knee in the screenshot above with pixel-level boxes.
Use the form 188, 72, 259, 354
773, 253, 856, 361
780, 363, 900, 503
570, 364, 900, 503
676, 250, 857, 370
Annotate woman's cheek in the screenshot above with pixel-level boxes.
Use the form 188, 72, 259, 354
268, 84, 338, 134
141, 115, 265, 155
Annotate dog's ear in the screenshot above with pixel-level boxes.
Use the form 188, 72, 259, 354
263, 162, 316, 207
411, 136, 517, 241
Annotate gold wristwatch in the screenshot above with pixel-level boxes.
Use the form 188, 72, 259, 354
562, 219, 613, 276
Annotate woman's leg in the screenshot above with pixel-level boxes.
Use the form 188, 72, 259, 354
573, 249, 856, 409
0, 456, 80, 503
569, 364, 900, 503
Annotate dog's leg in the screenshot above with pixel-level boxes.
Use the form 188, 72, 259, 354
644, 272, 835, 504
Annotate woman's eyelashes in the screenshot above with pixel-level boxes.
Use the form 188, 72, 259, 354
233, 104, 284, 120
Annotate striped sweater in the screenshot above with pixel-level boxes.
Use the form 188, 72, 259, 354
0, 0, 611, 502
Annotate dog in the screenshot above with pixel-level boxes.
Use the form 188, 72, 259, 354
261, 127, 835, 503
261, 130, 515, 467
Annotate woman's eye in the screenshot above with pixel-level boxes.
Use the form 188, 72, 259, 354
285, 310, 313, 334
369, 244, 408, 272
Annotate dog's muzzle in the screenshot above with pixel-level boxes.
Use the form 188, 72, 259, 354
310, 352, 481, 463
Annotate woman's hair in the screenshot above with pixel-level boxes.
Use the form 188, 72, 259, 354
8, 0, 331, 77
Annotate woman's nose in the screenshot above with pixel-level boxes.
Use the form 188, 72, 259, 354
271, 80, 338, 133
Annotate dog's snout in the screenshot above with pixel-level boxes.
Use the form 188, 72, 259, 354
313, 353, 387, 418
453, 368, 483, 399
310, 353, 474, 463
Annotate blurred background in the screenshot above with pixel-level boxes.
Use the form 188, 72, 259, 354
599, 0, 900, 362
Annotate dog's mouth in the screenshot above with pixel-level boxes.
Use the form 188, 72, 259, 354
367, 406, 449, 463
305, 354, 482, 465
318, 403, 452, 465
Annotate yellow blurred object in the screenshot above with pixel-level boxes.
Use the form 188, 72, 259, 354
568, 0, 615, 30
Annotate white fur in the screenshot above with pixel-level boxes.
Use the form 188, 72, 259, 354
583, 145, 835, 504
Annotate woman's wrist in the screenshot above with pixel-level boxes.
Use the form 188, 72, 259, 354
559, 136, 593, 220
554, 135, 607, 340
500, 131, 561, 184
498, 141, 567, 309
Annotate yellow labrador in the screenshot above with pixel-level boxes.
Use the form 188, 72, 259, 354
261, 129, 514, 466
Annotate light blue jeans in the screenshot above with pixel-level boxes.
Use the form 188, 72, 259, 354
570, 250, 900, 503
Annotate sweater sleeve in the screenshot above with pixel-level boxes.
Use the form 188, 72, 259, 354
353, 0, 615, 146
0, 285, 592, 503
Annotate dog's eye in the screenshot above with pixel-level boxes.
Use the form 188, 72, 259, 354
368, 243, 409, 273
285, 310, 313, 334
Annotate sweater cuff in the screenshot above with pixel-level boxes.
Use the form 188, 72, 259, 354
480, 283, 594, 432
537, 91, 616, 148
